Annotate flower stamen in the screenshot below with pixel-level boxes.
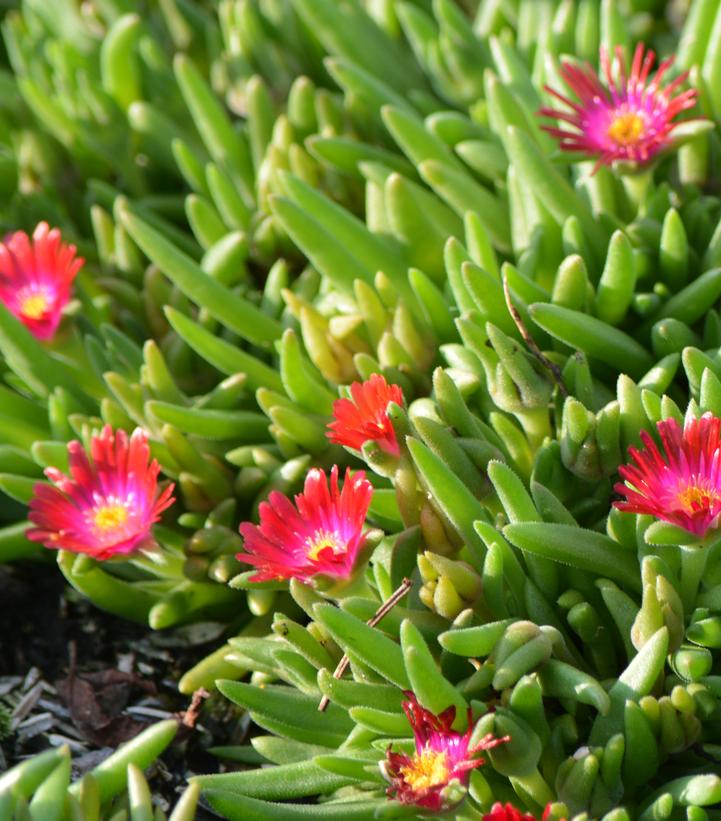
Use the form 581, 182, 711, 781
399, 749, 450, 792
306, 529, 342, 561
607, 111, 645, 145
19, 291, 50, 320
92, 503, 129, 532
676, 483, 720, 515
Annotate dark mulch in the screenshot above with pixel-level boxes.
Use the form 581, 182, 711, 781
0, 560, 246, 817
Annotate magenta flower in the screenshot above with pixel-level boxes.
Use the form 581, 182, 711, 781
0, 222, 84, 340
237, 465, 374, 583
328, 374, 404, 456
28, 426, 175, 560
383, 692, 509, 812
615, 413, 721, 537
540, 44, 698, 167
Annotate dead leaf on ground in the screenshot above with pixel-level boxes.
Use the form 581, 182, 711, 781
56, 666, 156, 747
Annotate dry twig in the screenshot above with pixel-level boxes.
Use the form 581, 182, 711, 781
502, 275, 568, 397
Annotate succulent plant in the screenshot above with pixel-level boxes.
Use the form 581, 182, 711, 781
0, 0, 721, 819
0, 719, 200, 820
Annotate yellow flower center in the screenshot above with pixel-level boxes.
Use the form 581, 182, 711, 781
676, 484, 719, 514
399, 749, 450, 792
20, 292, 49, 320
607, 112, 645, 146
93, 504, 129, 531
306, 529, 341, 561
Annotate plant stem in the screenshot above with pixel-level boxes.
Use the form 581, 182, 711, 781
679, 544, 709, 612
518, 407, 551, 450
622, 167, 653, 215
511, 767, 555, 808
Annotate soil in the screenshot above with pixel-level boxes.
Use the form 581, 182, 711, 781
0, 560, 246, 817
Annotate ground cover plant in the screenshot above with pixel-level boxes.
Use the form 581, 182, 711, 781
0, 0, 720, 818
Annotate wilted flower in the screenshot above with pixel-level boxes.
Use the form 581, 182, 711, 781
615, 413, 721, 537
28, 426, 175, 560
237, 465, 373, 583
328, 374, 404, 456
540, 43, 697, 167
0, 222, 83, 340
383, 691, 509, 812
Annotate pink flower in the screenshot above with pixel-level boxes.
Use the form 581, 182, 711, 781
615, 413, 721, 537
237, 465, 373, 583
328, 374, 404, 456
0, 222, 83, 340
28, 426, 175, 560
539, 44, 698, 167
383, 692, 509, 812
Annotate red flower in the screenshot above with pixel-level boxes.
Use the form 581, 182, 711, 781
383, 692, 509, 812
483, 803, 539, 821
483, 803, 563, 821
328, 374, 403, 456
539, 44, 697, 167
237, 465, 373, 583
28, 426, 175, 560
615, 413, 721, 537
0, 222, 83, 340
